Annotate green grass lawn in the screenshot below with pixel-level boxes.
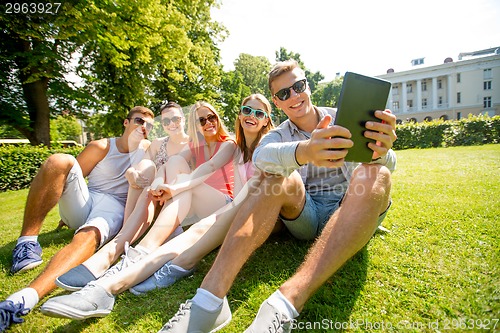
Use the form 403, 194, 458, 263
1, 145, 499, 332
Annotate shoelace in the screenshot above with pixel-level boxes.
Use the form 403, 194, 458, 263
154, 261, 172, 280
162, 301, 191, 329
268, 311, 290, 333
13, 242, 37, 260
101, 242, 133, 279
0, 298, 29, 331
73, 283, 97, 297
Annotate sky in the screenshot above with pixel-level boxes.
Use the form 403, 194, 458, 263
211, 0, 500, 81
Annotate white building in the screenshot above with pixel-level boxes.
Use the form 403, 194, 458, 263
377, 47, 500, 123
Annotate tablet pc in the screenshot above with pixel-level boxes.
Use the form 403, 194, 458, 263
334, 71, 391, 162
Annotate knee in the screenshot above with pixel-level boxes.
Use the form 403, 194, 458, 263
136, 159, 156, 180
252, 172, 303, 202
164, 155, 190, 178
73, 226, 101, 251
351, 164, 391, 197
42, 153, 75, 175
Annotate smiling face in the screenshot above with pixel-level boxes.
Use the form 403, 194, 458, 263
238, 99, 270, 135
125, 112, 155, 141
196, 106, 218, 140
271, 67, 313, 122
161, 107, 185, 135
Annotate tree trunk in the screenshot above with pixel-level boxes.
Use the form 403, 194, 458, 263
21, 79, 51, 146
15, 38, 51, 146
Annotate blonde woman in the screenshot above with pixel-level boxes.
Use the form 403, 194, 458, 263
40, 94, 275, 320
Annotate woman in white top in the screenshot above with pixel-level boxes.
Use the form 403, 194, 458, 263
41, 94, 275, 319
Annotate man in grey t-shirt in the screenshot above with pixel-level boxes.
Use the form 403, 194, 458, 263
160, 60, 398, 333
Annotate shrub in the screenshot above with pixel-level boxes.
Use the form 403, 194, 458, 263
0, 145, 83, 192
394, 114, 500, 150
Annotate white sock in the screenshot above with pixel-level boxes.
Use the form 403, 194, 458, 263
6, 288, 39, 311
17, 236, 38, 245
192, 288, 223, 312
267, 290, 299, 319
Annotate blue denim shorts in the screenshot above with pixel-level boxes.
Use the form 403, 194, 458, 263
280, 191, 390, 240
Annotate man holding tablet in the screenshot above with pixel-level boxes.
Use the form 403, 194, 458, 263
159, 59, 397, 333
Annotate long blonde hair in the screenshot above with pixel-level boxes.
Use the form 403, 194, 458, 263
235, 94, 275, 163
187, 101, 233, 151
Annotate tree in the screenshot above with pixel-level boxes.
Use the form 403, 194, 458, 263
152, 0, 227, 110
275, 47, 324, 92
50, 115, 82, 142
0, 0, 227, 142
233, 54, 271, 96
0, 1, 86, 146
311, 77, 343, 108
219, 70, 251, 131
74, 0, 225, 137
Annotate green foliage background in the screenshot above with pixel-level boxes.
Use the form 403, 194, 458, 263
1, 115, 499, 192
393, 115, 500, 150
0, 145, 83, 191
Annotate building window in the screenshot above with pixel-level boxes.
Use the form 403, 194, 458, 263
392, 85, 399, 95
407, 100, 413, 108
484, 97, 492, 108
422, 98, 427, 108
421, 80, 427, 91
393, 101, 399, 110
484, 68, 492, 79
406, 83, 412, 93
457, 112, 461, 120
484, 81, 492, 90
457, 73, 461, 83
412, 58, 424, 66
457, 92, 461, 104
438, 96, 443, 106
437, 79, 442, 89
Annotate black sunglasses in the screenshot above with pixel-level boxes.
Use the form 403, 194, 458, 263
128, 117, 153, 131
240, 106, 268, 120
197, 113, 218, 126
274, 79, 307, 101
162, 116, 182, 126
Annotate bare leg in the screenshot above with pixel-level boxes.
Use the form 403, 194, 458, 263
123, 159, 157, 221
77, 160, 179, 277
279, 164, 392, 312
21, 154, 74, 236
28, 228, 100, 298
200, 172, 306, 298
97, 205, 239, 295
80, 188, 155, 277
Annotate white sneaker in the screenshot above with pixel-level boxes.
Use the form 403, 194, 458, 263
158, 298, 231, 332
244, 300, 292, 333
100, 242, 146, 279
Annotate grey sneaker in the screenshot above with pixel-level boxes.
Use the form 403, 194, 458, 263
55, 264, 97, 291
100, 241, 146, 280
10, 241, 43, 274
158, 298, 231, 333
244, 301, 292, 333
40, 283, 115, 320
129, 261, 194, 295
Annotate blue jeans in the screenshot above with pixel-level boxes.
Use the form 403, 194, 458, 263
280, 191, 390, 240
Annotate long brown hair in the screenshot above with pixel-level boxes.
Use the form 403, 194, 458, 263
235, 94, 275, 163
